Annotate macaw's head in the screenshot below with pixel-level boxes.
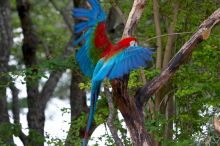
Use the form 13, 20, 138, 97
103, 37, 139, 59
116, 37, 138, 49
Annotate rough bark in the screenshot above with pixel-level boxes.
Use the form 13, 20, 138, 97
112, 0, 154, 145
111, 77, 153, 146
0, 0, 14, 144
113, 1, 220, 145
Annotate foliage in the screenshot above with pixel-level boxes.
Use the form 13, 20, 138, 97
0, 123, 22, 142
65, 113, 87, 146
1, 0, 220, 145
173, 32, 220, 144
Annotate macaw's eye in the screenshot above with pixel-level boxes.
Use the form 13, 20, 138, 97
130, 41, 138, 46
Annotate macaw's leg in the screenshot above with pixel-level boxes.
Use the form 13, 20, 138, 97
111, 75, 153, 146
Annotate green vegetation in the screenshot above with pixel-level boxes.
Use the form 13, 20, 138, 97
0, 0, 219, 145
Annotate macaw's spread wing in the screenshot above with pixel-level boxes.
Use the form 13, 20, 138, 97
93, 46, 154, 81
73, 0, 112, 78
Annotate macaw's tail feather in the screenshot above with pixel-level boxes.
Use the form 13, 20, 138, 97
82, 138, 88, 146
82, 80, 101, 146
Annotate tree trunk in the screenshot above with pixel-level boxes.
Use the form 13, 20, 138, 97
16, 0, 45, 145
162, 2, 179, 67
153, 0, 163, 70
0, 0, 14, 144
65, 70, 87, 146
111, 77, 153, 146
164, 89, 174, 140
122, 0, 147, 38
116, 1, 220, 145
115, 0, 154, 145
65, 1, 88, 145
16, 0, 69, 144
162, 2, 179, 141
153, 1, 179, 144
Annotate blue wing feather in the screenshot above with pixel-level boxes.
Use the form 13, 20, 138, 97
76, 45, 95, 77
73, 8, 93, 19
73, 28, 92, 46
74, 1, 154, 146
93, 46, 153, 81
82, 46, 153, 146
73, 0, 107, 78
88, 0, 100, 11
74, 22, 89, 34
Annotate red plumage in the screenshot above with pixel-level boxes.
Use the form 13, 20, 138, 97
94, 23, 138, 60
104, 37, 137, 60
94, 22, 112, 51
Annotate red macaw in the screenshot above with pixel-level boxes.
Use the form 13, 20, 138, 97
73, 0, 153, 145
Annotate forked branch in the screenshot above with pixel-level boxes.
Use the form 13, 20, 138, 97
136, 8, 220, 108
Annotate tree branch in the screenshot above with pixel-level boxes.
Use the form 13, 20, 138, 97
153, 0, 162, 69
112, 1, 220, 145
9, 84, 28, 145
0, 0, 14, 144
162, 1, 179, 67
9, 84, 20, 123
122, 0, 147, 38
105, 87, 124, 146
49, 0, 73, 32
136, 7, 220, 108
111, 1, 154, 146
213, 116, 220, 135
145, 32, 193, 42
40, 71, 63, 108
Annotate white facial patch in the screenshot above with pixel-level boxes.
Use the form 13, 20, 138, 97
129, 40, 138, 46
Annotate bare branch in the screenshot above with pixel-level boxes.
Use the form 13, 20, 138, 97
146, 32, 194, 42
136, 8, 220, 108
112, 1, 154, 146
9, 70, 28, 146
40, 34, 74, 106
9, 84, 20, 123
40, 71, 63, 108
105, 87, 124, 146
122, 0, 147, 38
49, 0, 73, 31
213, 116, 220, 135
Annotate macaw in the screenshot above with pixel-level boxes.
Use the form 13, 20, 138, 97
73, 0, 153, 145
